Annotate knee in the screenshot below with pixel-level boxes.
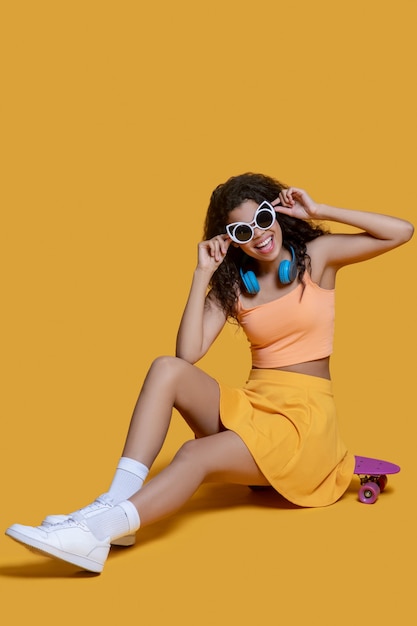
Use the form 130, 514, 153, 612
174, 439, 199, 461
173, 439, 211, 477
148, 355, 187, 382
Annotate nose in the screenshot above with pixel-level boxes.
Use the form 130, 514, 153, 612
252, 226, 267, 241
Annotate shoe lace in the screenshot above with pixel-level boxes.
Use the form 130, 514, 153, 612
47, 513, 87, 530
76, 495, 112, 517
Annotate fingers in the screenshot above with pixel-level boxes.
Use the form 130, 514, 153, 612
278, 187, 296, 207
209, 235, 231, 262
199, 235, 231, 266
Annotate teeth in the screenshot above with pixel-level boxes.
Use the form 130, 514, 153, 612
256, 236, 272, 249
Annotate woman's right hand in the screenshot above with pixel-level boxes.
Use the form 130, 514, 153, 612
197, 234, 231, 274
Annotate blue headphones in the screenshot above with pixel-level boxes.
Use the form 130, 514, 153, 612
239, 246, 298, 295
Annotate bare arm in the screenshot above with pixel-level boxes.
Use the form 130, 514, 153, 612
274, 187, 414, 270
176, 235, 231, 364
313, 203, 413, 269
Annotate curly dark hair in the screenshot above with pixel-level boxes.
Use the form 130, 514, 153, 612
204, 172, 328, 320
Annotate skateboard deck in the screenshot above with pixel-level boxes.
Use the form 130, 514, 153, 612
354, 455, 400, 504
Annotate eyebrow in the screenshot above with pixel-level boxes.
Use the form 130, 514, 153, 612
228, 205, 263, 224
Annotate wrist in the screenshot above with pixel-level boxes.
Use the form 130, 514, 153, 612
313, 203, 334, 221
194, 266, 214, 283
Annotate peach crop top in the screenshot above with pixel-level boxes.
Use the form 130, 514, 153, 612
237, 272, 335, 368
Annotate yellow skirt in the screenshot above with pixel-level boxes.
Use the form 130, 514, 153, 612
219, 369, 355, 507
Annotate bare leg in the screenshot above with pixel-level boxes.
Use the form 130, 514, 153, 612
129, 430, 270, 527
122, 356, 224, 467
4, 366, 270, 572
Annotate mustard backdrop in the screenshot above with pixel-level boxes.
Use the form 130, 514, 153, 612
1, 1, 415, 624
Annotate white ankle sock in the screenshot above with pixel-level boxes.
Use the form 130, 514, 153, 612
86, 501, 140, 541
63, 458, 148, 521
106, 457, 149, 503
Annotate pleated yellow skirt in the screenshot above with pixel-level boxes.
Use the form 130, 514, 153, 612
219, 369, 355, 507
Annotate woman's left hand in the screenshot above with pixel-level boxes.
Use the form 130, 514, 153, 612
272, 187, 319, 220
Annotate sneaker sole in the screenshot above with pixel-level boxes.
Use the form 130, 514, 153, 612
112, 534, 136, 547
5, 527, 106, 573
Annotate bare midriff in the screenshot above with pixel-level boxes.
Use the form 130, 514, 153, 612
253, 356, 331, 380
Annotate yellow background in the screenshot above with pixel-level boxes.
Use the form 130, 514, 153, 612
1, 1, 416, 624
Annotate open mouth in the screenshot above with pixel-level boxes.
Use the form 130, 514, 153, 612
255, 235, 274, 253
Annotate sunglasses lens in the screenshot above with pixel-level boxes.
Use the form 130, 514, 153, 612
256, 209, 275, 229
234, 224, 252, 242
227, 204, 275, 243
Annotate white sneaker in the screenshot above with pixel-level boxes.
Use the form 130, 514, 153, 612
42, 494, 113, 524
5, 517, 110, 573
41, 496, 136, 547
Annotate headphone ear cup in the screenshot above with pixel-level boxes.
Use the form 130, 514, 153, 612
278, 246, 298, 284
240, 246, 296, 291
239, 268, 260, 294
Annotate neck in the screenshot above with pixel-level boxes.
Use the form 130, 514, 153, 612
254, 248, 289, 276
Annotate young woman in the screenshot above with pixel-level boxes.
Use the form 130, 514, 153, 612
5, 173, 413, 573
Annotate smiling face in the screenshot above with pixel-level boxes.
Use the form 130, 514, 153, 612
227, 199, 283, 261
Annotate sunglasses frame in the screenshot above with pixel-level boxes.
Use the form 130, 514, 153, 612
226, 201, 276, 244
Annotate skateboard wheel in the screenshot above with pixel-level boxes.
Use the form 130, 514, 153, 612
358, 481, 380, 504
377, 475, 388, 492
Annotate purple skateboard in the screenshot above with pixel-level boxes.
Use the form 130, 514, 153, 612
354, 455, 401, 504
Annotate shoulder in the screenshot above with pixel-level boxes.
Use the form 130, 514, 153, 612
306, 234, 338, 289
